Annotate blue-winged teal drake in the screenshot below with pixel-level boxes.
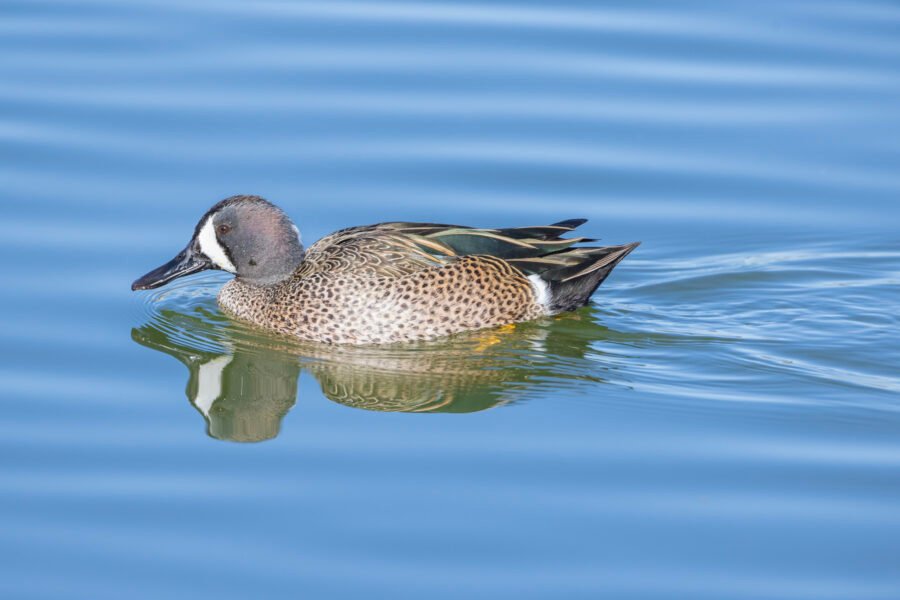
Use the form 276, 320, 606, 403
132, 195, 639, 344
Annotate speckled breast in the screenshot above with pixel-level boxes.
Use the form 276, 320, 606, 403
217, 257, 544, 345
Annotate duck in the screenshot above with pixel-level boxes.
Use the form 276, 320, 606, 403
132, 195, 639, 344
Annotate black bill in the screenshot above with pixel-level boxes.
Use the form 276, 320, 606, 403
131, 244, 212, 291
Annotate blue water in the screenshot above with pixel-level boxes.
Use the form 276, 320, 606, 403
3, 1, 900, 598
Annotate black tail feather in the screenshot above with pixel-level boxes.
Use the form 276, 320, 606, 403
551, 218, 588, 230
494, 218, 588, 241
543, 242, 640, 313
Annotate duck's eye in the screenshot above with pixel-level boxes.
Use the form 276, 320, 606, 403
217, 224, 231, 235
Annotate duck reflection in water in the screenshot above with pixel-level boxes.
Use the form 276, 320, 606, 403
132, 305, 617, 443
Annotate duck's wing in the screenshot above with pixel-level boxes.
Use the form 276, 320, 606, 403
299, 219, 595, 278
301, 220, 640, 315
375, 219, 594, 259
296, 224, 451, 278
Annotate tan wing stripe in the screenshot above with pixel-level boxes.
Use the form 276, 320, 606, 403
561, 248, 631, 282
430, 229, 537, 248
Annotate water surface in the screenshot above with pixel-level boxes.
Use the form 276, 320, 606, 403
2, 1, 900, 598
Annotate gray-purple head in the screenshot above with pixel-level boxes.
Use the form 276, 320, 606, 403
132, 195, 304, 291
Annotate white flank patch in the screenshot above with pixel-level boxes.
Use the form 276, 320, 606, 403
198, 216, 237, 273
528, 274, 551, 310
193, 355, 232, 418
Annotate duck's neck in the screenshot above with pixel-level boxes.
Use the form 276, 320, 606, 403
233, 231, 305, 287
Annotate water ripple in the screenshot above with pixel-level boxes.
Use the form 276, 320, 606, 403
4, 0, 900, 596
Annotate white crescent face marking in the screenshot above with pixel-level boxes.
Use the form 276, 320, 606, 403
198, 216, 237, 273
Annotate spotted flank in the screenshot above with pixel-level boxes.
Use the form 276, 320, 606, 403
133, 195, 640, 344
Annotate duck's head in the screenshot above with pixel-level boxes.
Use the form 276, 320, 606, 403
132, 195, 304, 291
